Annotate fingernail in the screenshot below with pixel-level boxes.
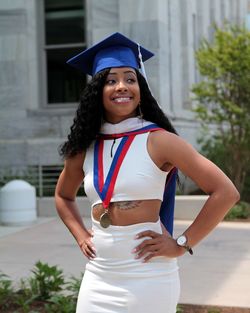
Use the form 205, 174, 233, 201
131, 248, 137, 253
134, 234, 139, 239
135, 255, 140, 259
91, 253, 96, 258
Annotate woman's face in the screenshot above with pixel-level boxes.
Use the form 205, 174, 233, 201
102, 67, 140, 123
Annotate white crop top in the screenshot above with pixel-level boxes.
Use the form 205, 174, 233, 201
83, 132, 168, 208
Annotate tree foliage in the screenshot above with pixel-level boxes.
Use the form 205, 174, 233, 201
192, 23, 250, 195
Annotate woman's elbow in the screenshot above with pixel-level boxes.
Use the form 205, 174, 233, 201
233, 188, 240, 203
227, 184, 240, 204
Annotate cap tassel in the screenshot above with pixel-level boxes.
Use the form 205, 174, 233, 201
137, 44, 148, 82
137, 44, 162, 109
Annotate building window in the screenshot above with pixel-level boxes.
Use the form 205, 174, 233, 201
44, 0, 86, 105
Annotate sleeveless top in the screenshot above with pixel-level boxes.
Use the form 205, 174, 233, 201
83, 132, 168, 208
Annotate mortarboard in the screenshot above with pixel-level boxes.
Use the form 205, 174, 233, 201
66, 32, 154, 76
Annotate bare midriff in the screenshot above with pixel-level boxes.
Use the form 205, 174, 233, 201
92, 199, 162, 226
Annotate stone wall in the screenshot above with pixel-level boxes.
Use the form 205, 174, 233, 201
0, 0, 248, 168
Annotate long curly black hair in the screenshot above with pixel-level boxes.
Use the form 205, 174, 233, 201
59, 69, 178, 159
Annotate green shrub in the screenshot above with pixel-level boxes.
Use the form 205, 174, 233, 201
176, 304, 184, 312
192, 23, 250, 197
66, 275, 82, 299
0, 272, 15, 310
13, 279, 39, 313
45, 295, 76, 313
0, 262, 79, 312
29, 261, 65, 301
225, 201, 250, 220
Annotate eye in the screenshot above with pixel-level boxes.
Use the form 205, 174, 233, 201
105, 79, 116, 85
127, 78, 136, 83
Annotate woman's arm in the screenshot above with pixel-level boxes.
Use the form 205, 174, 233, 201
135, 131, 240, 261
55, 152, 96, 259
155, 131, 240, 249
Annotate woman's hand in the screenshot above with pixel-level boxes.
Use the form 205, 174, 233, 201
132, 230, 185, 262
78, 229, 96, 260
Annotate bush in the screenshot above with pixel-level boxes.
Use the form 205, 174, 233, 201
225, 201, 250, 220
192, 23, 250, 197
0, 272, 15, 311
29, 261, 65, 301
0, 262, 83, 313
45, 295, 76, 313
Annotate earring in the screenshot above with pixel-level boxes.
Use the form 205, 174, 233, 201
138, 102, 143, 119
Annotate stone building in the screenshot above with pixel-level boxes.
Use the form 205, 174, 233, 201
0, 0, 249, 191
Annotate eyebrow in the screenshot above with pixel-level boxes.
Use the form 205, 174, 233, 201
108, 70, 136, 75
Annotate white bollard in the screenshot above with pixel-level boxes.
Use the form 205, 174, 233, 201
0, 180, 37, 225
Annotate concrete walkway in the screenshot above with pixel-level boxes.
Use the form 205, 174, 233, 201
0, 217, 249, 308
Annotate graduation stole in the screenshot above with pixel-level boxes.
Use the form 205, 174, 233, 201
93, 123, 177, 233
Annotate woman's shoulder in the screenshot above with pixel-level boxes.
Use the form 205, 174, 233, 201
148, 129, 180, 146
148, 129, 195, 161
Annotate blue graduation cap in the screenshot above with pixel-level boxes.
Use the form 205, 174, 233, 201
66, 32, 154, 76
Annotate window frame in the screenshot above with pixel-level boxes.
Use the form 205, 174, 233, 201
38, 0, 86, 109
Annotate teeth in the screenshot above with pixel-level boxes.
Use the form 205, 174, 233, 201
113, 97, 131, 103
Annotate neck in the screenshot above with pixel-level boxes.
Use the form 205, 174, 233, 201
100, 116, 153, 135
104, 113, 137, 124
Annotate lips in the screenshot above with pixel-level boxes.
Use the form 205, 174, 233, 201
112, 97, 132, 103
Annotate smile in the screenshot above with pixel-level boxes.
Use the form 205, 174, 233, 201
112, 97, 132, 103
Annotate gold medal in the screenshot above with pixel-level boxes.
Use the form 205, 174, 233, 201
100, 210, 112, 228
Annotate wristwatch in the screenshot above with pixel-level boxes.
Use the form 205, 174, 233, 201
176, 235, 193, 255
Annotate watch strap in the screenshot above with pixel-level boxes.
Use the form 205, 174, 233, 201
176, 235, 193, 255
184, 245, 193, 255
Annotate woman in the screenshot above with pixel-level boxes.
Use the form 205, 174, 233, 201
55, 32, 239, 313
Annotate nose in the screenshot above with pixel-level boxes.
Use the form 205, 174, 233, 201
116, 81, 128, 92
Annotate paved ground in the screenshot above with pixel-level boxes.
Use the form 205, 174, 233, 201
0, 217, 250, 308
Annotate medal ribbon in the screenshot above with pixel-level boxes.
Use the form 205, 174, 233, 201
94, 135, 135, 208
93, 124, 163, 209
99, 123, 160, 139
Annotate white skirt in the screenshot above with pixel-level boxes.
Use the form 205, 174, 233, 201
76, 219, 180, 313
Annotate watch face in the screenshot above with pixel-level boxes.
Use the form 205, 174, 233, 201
177, 235, 187, 246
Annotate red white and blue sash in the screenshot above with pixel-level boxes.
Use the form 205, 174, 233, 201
94, 135, 136, 208
93, 124, 161, 208
93, 122, 177, 235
